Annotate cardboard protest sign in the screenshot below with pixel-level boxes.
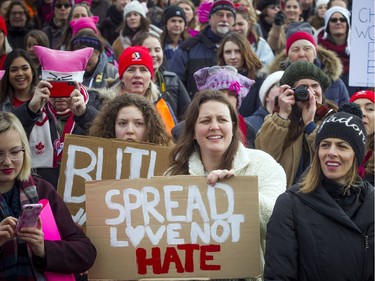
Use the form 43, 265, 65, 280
86, 176, 261, 280
57, 135, 172, 227
349, 0, 375, 87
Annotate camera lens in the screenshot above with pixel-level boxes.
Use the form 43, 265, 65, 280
293, 85, 309, 102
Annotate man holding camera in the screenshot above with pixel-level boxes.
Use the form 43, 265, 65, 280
255, 61, 338, 188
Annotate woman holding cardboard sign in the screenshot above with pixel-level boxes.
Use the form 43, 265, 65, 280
165, 89, 287, 280
0, 111, 96, 280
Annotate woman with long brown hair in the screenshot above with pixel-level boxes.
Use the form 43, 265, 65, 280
217, 32, 267, 117
166, 89, 286, 280
264, 104, 374, 280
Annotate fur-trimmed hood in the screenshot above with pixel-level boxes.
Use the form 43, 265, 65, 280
268, 46, 343, 81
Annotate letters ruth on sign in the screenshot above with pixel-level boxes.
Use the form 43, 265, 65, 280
57, 135, 172, 229
85, 176, 261, 280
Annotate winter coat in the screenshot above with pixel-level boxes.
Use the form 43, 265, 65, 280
167, 26, 223, 97
5, 176, 97, 275
258, 15, 272, 41
238, 75, 266, 118
99, 5, 123, 45
264, 179, 374, 281
12, 100, 98, 188
255, 113, 319, 187
155, 69, 191, 122
90, 0, 111, 26
112, 24, 162, 59
8, 26, 32, 49
244, 106, 269, 134
42, 20, 64, 50
252, 37, 275, 67
268, 46, 350, 106
187, 143, 287, 280
82, 52, 118, 90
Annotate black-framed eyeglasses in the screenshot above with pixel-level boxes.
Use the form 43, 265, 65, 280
0, 148, 25, 163
55, 3, 71, 9
330, 17, 346, 23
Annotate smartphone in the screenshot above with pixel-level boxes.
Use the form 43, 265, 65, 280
49, 81, 75, 98
16, 203, 43, 231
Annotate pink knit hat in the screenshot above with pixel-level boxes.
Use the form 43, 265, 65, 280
194, 65, 254, 109
34, 45, 94, 82
70, 16, 99, 36
196, 0, 213, 24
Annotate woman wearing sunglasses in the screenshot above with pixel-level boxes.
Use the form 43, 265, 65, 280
315, 6, 360, 96
42, 0, 72, 49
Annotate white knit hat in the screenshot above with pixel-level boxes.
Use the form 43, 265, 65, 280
323, 6, 351, 55
259, 71, 284, 108
315, 0, 329, 8
123, 0, 146, 19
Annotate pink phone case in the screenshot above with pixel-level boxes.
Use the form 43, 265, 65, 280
16, 203, 43, 231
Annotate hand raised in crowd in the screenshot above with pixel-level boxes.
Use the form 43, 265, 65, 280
70, 81, 86, 117
206, 169, 235, 186
16, 217, 45, 258
274, 11, 286, 26
301, 89, 317, 126
28, 80, 52, 113
0, 217, 17, 246
277, 84, 295, 119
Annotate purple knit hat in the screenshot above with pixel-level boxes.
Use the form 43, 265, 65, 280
194, 65, 254, 109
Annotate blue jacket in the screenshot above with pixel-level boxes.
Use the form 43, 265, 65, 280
167, 26, 223, 96
245, 106, 269, 134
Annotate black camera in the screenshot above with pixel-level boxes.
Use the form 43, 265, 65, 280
291, 85, 309, 102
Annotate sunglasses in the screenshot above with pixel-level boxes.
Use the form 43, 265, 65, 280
330, 17, 346, 23
208, 65, 238, 75
235, 4, 248, 12
55, 3, 71, 9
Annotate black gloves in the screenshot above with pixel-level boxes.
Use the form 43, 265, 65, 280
274, 11, 286, 26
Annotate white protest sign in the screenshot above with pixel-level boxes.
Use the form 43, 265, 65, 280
349, 0, 375, 87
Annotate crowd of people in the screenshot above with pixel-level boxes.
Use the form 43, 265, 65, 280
0, 0, 373, 280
